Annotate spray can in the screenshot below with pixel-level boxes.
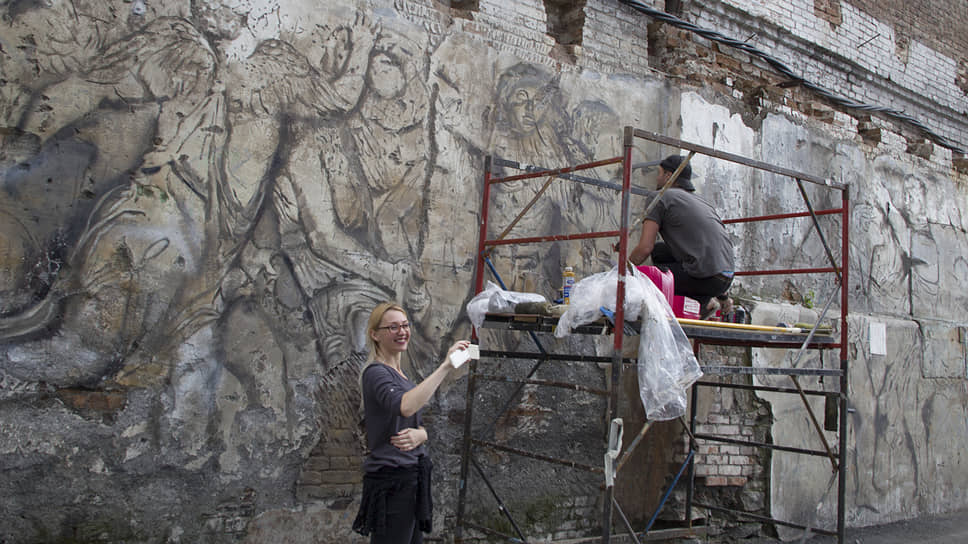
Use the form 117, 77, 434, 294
562, 266, 576, 304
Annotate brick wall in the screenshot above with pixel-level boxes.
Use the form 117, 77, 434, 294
692, 405, 764, 488
296, 357, 365, 504
580, 0, 652, 74
663, 348, 772, 522
397, 0, 968, 159
698, 0, 968, 154
848, 0, 968, 66
396, 0, 653, 72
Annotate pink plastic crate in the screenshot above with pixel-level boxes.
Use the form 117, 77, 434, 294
672, 295, 701, 319
636, 265, 701, 319
636, 266, 674, 303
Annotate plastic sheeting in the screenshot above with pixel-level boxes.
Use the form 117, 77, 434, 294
466, 281, 547, 332
556, 266, 702, 421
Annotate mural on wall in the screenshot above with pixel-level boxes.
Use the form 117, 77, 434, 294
482, 63, 621, 290
0, 0, 636, 479
849, 157, 968, 319
3, 10, 392, 369
2, 3, 967, 542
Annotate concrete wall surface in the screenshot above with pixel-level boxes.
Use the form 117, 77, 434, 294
0, 1, 966, 542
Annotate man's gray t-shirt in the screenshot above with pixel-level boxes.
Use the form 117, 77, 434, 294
645, 188, 734, 278
360, 363, 425, 473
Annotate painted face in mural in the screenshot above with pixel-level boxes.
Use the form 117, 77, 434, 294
368, 51, 407, 100
507, 79, 548, 134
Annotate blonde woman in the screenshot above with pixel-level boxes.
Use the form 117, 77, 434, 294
353, 302, 470, 543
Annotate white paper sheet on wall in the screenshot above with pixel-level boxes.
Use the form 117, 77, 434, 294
870, 322, 887, 356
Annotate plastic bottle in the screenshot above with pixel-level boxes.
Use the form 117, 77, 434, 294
562, 266, 576, 304
732, 305, 747, 324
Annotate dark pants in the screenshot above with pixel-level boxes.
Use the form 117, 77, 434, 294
370, 476, 421, 544
652, 243, 732, 308
354, 458, 432, 544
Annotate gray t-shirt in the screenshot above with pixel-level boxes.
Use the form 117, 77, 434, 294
645, 188, 734, 278
360, 363, 426, 473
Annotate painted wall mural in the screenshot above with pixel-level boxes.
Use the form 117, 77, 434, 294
0, 2, 658, 540
0, 6, 468, 390
2, 1, 967, 542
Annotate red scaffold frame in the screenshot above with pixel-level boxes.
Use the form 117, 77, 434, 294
455, 126, 850, 544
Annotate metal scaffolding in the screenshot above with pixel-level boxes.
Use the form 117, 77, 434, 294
454, 127, 850, 543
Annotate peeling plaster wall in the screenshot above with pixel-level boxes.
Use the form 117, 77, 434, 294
690, 0, 968, 153
0, 1, 967, 542
681, 90, 968, 536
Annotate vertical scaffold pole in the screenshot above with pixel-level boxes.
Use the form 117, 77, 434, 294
615, 130, 634, 346
601, 127, 635, 544
837, 187, 850, 544
473, 156, 494, 297
686, 342, 701, 528
456, 156, 494, 542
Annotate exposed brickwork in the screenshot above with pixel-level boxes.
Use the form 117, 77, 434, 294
857, 115, 883, 146
296, 355, 366, 502
953, 154, 968, 175
691, 393, 765, 488
674, 1, 968, 155
579, 0, 652, 74
544, 0, 587, 64
297, 428, 364, 502
658, 354, 772, 526
543, 0, 587, 46
738, 2, 962, 143
56, 389, 127, 420
958, 59, 968, 95
449, 0, 479, 11
907, 138, 935, 160
848, 0, 968, 68
366, 0, 968, 187
396, 0, 652, 73
814, 0, 843, 27
649, 20, 862, 138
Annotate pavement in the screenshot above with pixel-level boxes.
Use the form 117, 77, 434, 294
563, 510, 968, 543
741, 508, 968, 544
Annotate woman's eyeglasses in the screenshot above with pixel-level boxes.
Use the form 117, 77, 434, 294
376, 323, 411, 333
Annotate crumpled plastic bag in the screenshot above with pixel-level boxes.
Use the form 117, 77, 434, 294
556, 266, 702, 421
466, 281, 548, 332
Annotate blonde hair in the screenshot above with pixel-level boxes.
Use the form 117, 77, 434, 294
365, 302, 408, 362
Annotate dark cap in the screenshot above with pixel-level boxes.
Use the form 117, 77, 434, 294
659, 155, 695, 191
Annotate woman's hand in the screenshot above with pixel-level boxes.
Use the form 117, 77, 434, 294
400, 340, 472, 417
391, 427, 427, 452
441, 340, 472, 369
